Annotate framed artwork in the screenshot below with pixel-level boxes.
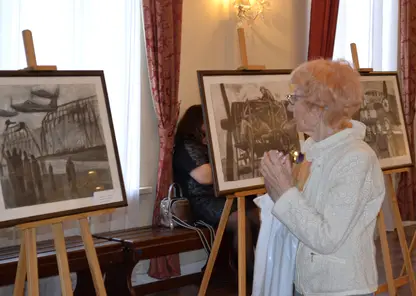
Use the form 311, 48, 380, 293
197, 70, 304, 196
354, 72, 412, 170
0, 70, 126, 228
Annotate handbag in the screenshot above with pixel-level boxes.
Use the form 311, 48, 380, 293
160, 183, 216, 258
160, 183, 193, 229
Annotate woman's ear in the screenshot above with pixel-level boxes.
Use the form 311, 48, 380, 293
309, 104, 325, 122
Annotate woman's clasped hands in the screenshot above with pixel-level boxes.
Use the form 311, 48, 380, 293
260, 150, 294, 202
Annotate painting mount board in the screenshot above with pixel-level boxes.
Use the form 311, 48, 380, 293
0, 70, 127, 227
10, 29, 116, 296
357, 71, 412, 170
350, 42, 416, 295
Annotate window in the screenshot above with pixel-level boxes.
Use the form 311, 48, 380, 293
0, 0, 143, 234
333, 0, 399, 71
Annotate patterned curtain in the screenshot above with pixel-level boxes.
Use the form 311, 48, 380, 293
143, 0, 183, 279
307, 0, 340, 60
397, 0, 416, 221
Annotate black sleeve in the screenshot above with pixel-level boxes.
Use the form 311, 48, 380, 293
174, 139, 209, 174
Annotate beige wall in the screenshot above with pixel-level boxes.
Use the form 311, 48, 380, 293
178, 0, 310, 116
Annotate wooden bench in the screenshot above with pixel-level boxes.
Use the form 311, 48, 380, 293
0, 235, 123, 295
0, 226, 216, 295
97, 226, 213, 296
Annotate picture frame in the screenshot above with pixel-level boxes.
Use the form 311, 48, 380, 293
197, 70, 304, 196
0, 70, 127, 228
355, 72, 412, 171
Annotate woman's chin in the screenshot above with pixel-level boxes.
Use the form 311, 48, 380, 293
297, 127, 312, 137
295, 125, 306, 134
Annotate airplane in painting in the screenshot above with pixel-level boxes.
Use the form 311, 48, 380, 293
0, 99, 18, 117
11, 86, 59, 113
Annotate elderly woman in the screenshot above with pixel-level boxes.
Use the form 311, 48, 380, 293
259, 59, 385, 296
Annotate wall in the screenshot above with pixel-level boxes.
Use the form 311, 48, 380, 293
135, 0, 310, 283
179, 0, 310, 115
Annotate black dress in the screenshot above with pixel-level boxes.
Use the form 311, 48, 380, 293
172, 136, 255, 226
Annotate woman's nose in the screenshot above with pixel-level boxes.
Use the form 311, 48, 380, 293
287, 104, 294, 112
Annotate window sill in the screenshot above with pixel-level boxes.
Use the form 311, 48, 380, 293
139, 186, 153, 195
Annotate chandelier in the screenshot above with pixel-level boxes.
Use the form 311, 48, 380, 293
233, 0, 271, 27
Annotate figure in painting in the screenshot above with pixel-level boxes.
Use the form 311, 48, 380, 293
259, 86, 275, 103
23, 151, 35, 203
49, 163, 57, 192
381, 81, 400, 125
30, 154, 44, 203
384, 117, 397, 157
66, 156, 78, 197
14, 149, 25, 193
238, 113, 273, 150
5, 150, 17, 206
375, 119, 389, 158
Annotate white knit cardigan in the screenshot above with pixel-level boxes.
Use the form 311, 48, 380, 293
272, 120, 385, 296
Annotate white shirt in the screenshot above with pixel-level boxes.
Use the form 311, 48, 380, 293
272, 120, 385, 296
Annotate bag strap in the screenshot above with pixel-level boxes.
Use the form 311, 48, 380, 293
166, 183, 184, 229
168, 183, 183, 200
172, 215, 214, 256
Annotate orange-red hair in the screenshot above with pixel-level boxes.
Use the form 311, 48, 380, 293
290, 59, 362, 127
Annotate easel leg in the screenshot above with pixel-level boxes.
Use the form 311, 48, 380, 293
52, 223, 74, 296
400, 232, 416, 276
25, 228, 39, 296
385, 174, 416, 294
198, 197, 234, 296
79, 218, 107, 296
238, 196, 246, 296
13, 237, 27, 296
377, 210, 396, 295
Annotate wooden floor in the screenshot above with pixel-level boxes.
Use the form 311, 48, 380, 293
147, 225, 416, 296
147, 278, 238, 296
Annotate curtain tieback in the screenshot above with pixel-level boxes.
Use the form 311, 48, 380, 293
159, 125, 176, 151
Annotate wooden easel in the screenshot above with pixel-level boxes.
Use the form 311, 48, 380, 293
236, 28, 266, 70
350, 42, 416, 295
12, 30, 112, 296
199, 28, 268, 296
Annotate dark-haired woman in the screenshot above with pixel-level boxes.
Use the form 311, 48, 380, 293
172, 104, 260, 281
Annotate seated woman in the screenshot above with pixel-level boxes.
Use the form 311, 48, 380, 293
259, 59, 385, 296
172, 104, 260, 280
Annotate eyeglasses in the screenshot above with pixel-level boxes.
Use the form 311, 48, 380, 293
286, 94, 306, 105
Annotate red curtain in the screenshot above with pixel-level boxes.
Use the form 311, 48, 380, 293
397, 0, 416, 221
143, 0, 183, 279
307, 0, 340, 60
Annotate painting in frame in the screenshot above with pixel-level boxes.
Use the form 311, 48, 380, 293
354, 72, 412, 171
197, 70, 304, 196
0, 70, 126, 228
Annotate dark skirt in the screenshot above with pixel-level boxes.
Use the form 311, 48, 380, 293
189, 195, 257, 226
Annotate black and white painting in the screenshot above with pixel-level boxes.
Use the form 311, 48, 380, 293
0, 71, 126, 228
353, 73, 412, 170
198, 70, 303, 196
